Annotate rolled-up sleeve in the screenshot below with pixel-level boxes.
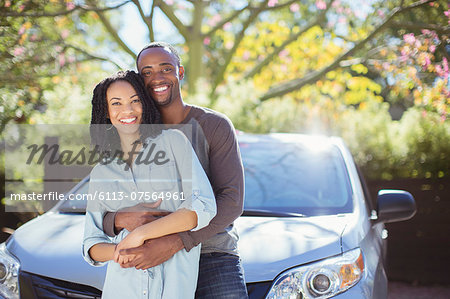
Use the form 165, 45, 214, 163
82, 173, 112, 267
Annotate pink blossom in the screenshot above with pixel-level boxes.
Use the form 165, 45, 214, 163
165, 0, 174, 5
403, 33, 415, 44
268, 0, 278, 7
61, 29, 69, 39
203, 37, 210, 45
336, 7, 344, 13
58, 54, 65, 67
5, 1, 11, 7
208, 14, 221, 27
18, 4, 25, 11
68, 56, 76, 63
289, 3, 300, 12
18, 25, 26, 35
315, 0, 327, 10
424, 56, 431, 68
338, 16, 346, 23
425, 30, 438, 39
13, 47, 25, 56
66, 2, 75, 10
382, 62, 390, 70
223, 22, 232, 30
422, 110, 427, 118
225, 41, 234, 49
30, 34, 38, 41
377, 10, 385, 17
415, 40, 422, 48
443, 57, 449, 73
278, 49, 289, 58
242, 51, 250, 61
441, 115, 446, 123
436, 65, 444, 77
429, 45, 436, 53
444, 9, 450, 17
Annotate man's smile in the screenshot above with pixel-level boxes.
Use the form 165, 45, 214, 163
153, 85, 169, 93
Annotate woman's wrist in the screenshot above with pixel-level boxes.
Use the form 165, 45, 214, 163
133, 226, 146, 243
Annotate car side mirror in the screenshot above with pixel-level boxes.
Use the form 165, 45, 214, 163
375, 189, 416, 223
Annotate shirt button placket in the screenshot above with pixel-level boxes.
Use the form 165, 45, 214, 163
142, 269, 148, 298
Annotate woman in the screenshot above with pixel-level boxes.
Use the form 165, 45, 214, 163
82, 71, 216, 298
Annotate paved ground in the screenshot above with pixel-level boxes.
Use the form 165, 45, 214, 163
388, 281, 450, 299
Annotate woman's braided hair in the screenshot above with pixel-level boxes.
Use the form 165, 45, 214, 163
89, 70, 162, 157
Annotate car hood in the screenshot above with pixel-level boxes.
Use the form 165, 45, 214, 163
235, 214, 350, 283
6, 212, 351, 289
6, 212, 106, 290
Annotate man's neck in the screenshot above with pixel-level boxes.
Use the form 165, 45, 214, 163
160, 100, 191, 125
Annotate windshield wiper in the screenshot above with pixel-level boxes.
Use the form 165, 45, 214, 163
242, 209, 305, 217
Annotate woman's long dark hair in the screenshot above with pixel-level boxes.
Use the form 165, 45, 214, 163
89, 70, 162, 157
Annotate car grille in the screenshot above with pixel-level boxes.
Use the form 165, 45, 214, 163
19, 271, 101, 299
18, 271, 296, 299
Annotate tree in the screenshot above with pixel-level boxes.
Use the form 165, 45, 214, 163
0, 0, 124, 131
2, 0, 448, 115
71, 0, 448, 104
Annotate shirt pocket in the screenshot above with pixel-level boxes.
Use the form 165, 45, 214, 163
149, 161, 178, 192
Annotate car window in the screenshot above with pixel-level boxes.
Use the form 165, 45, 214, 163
240, 141, 353, 216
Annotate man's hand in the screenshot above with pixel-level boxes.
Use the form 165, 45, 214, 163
115, 200, 171, 233
113, 244, 135, 266
118, 234, 184, 269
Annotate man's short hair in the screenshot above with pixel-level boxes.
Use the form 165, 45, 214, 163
136, 42, 181, 70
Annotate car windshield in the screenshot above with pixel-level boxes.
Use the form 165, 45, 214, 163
58, 136, 353, 216
240, 138, 352, 216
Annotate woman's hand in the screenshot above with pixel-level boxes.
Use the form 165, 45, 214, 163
113, 229, 145, 264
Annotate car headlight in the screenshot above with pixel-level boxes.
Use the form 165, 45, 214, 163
0, 243, 20, 299
266, 248, 364, 299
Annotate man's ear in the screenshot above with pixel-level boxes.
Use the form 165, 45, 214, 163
178, 65, 185, 80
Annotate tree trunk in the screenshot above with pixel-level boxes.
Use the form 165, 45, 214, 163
186, 0, 205, 94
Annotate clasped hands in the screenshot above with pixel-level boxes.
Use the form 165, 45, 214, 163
112, 200, 170, 266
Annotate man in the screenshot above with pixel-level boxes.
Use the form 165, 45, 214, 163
102, 42, 248, 298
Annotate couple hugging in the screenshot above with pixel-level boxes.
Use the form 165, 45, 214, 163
82, 42, 248, 299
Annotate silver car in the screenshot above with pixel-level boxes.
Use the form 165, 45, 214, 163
0, 133, 416, 299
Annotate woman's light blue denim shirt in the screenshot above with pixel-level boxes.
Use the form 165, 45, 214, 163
82, 129, 216, 299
